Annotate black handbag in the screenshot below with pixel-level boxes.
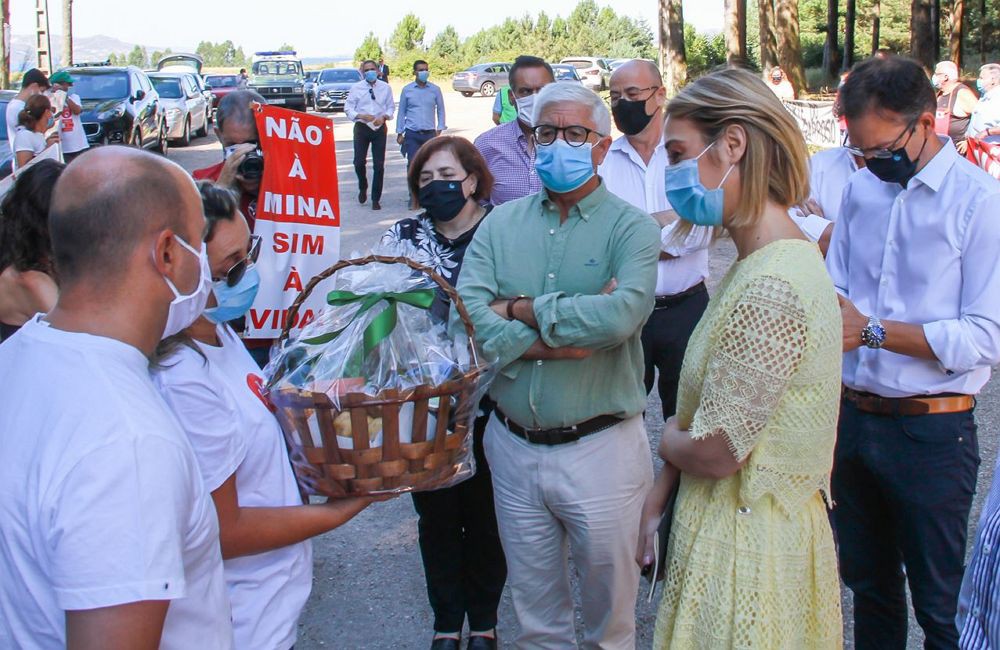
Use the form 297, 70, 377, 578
642, 479, 679, 601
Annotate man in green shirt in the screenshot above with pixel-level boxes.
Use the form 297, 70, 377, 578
457, 82, 659, 649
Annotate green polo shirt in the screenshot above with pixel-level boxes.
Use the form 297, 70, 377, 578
456, 181, 659, 429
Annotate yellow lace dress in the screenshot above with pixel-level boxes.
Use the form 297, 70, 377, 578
653, 239, 843, 650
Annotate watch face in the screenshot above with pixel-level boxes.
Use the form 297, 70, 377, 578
862, 321, 887, 348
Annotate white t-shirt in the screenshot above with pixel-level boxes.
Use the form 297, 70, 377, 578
12, 126, 46, 167
6, 97, 24, 155
154, 323, 312, 650
59, 92, 89, 154
0, 316, 235, 649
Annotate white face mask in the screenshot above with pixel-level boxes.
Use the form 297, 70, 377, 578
159, 234, 212, 339
516, 92, 537, 128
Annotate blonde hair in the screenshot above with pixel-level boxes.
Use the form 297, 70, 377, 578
666, 67, 809, 240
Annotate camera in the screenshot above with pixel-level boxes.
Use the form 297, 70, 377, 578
238, 148, 264, 181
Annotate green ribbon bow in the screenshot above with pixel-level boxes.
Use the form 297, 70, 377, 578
302, 288, 436, 362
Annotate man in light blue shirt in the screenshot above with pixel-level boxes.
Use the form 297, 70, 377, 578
396, 60, 446, 164
967, 63, 1000, 143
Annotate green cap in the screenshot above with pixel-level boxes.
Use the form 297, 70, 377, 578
49, 70, 75, 85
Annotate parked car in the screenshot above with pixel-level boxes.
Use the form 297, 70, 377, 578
248, 51, 307, 111
452, 63, 510, 97
0, 89, 15, 178
313, 68, 362, 112
148, 72, 209, 146
71, 64, 167, 154
203, 73, 240, 118
560, 57, 612, 91
156, 54, 213, 123
304, 70, 320, 106
552, 64, 583, 84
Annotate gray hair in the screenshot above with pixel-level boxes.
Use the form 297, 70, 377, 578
216, 89, 265, 133
532, 83, 611, 136
981, 63, 1000, 83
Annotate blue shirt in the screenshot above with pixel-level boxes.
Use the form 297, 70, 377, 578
959, 453, 1000, 648
396, 81, 446, 134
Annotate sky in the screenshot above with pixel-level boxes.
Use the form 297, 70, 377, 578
10, 0, 725, 59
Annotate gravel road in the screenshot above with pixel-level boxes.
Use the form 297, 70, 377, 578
169, 88, 999, 650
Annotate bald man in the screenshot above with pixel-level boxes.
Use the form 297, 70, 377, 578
598, 59, 712, 420
932, 60, 977, 147
0, 148, 234, 649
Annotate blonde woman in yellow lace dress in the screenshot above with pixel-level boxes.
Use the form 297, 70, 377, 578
638, 68, 843, 649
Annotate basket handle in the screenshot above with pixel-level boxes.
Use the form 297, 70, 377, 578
278, 255, 480, 365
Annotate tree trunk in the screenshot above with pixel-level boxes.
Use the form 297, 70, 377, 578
950, 0, 965, 68
871, 0, 881, 55
723, 0, 748, 64
659, 0, 687, 95
982, 0, 988, 64
61, 0, 71, 68
775, 0, 807, 93
759, 0, 780, 71
1, 0, 8, 89
911, 0, 936, 69
931, 0, 941, 61
844, 0, 856, 70
823, 0, 839, 80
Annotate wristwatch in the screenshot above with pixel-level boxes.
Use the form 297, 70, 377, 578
860, 316, 887, 349
507, 295, 528, 320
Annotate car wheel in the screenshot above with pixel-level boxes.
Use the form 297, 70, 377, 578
132, 129, 143, 150
195, 112, 209, 138
178, 118, 191, 147
480, 82, 496, 97
461, 91, 473, 97
157, 122, 169, 156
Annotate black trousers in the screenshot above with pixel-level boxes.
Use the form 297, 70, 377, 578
411, 415, 507, 633
832, 398, 980, 650
402, 129, 436, 167
353, 122, 387, 202
642, 287, 709, 420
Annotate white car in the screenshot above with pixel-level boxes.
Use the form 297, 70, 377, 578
560, 57, 612, 91
148, 72, 209, 146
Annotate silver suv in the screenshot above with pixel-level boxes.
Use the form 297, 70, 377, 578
452, 63, 510, 98
560, 57, 612, 91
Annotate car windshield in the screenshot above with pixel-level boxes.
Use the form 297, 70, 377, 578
252, 61, 300, 76
319, 70, 361, 83
205, 75, 237, 88
73, 72, 129, 100
555, 67, 577, 80
564, 60, 591, 69
150, 78, 182, 98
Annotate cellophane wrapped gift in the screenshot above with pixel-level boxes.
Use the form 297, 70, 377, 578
264, 258, 496, 498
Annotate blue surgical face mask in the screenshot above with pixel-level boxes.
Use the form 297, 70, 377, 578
977, 79, 986, 94
204, 265, 260, 324
416, 70, 430, 83
364, 70, 378, 83
663, 142, 736, 227
534, 139, 595, 194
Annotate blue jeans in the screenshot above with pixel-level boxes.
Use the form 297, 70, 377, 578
832, 398, 980, 650
402, 129, 436, 167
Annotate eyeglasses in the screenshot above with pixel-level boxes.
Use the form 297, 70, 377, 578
222, 235, 261, 286
368, 87, 376, 101
844, 119, 917, 159
532, 124, 604, 147
609, 86, 660, 106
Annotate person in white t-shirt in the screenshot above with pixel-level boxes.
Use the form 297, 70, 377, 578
12, 94, 58, 174
0, 147, 234, 649
153, 181, 379, 650
5, 68, 48, 156
788, 142, 866, 256
49, 70, 89, 162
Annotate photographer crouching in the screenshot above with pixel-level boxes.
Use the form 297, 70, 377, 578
193, 89, 271, 367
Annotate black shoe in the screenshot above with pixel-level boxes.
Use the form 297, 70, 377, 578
358, 189, 367, 204
430, 638, 460, 650
372, 200, 382, 210
467, 635, 497, 650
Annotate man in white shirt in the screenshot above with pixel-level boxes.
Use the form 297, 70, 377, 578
49, 70, 88, 162
828, 55, 1000, 650
789, 143, 865, 255
5, 68, 48, 156
967, 63, 1000, 143
345, 58, 395, 211
0, 146, 234, 649
598, 60, 711, 419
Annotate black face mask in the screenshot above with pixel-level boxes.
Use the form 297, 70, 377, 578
866, 131, 928, 187
612, 98, 655, 136
418, 178, 469, 222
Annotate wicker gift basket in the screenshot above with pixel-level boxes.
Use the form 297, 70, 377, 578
266, 255, 493, 498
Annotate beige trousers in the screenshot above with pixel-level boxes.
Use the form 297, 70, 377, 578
484, 413, 654, 650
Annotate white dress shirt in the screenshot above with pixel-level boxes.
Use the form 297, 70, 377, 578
968, 86, 1000, 142
810, 146, 859, 221
599, 135, 711, 296
344, 79, 395, 131
827, 138, 1000, 397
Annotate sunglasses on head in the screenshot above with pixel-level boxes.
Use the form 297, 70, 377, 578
222, 235, 261, 286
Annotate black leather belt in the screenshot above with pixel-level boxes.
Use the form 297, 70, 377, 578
494, 407, 623, 446
654, 282, 706, 310
408, 129, 436, 134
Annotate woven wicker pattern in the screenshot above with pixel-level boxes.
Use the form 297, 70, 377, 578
270, 255, 487, 497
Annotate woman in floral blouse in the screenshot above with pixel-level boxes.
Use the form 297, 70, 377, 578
379, 136, 505, 650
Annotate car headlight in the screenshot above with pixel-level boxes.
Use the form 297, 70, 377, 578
96, 104, 125, 120
295, 85, 303, 92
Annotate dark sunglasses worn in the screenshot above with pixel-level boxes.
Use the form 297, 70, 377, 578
223, 235, 261, 287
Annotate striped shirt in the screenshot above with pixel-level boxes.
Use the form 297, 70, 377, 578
474, 120, 541, 206
959, 452, 1000, 648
